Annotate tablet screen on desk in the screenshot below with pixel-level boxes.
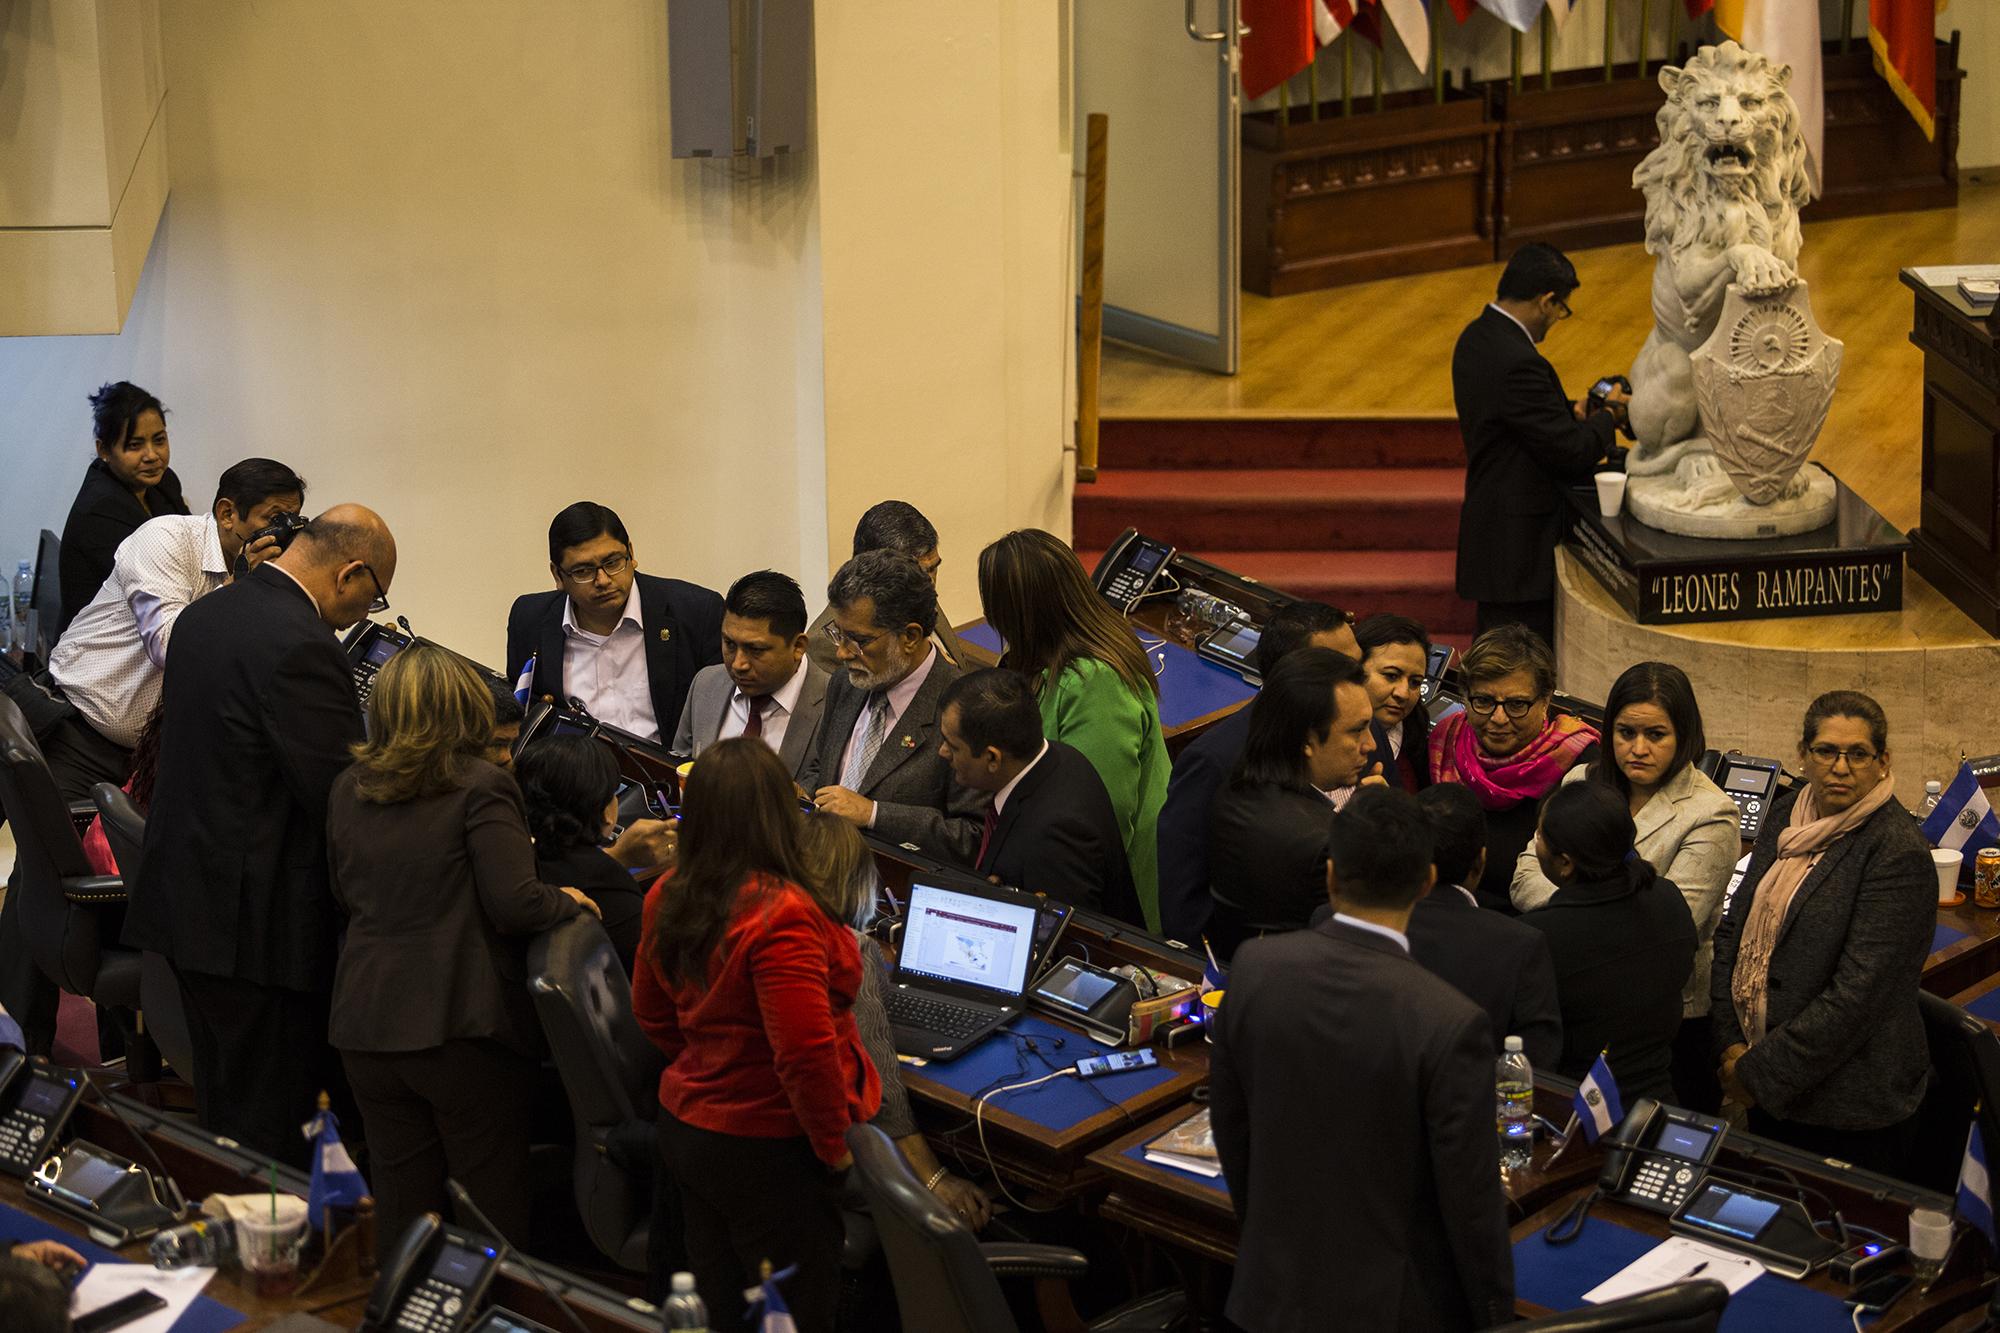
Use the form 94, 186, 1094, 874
1679, 1183, 1781, 1242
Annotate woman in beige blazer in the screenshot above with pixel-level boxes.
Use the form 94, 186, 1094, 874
1512, 662, 1739, 1110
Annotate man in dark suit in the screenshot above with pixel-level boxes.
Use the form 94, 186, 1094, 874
505, 502, 723, 744
802, 551, 982, 863
936, 668, 1137, 919
123, 505, 395, 1166
1411, 784, 1562, 1067
1154, 600, 1356, 944
1211, 787, 1513, 1332
1453, 242, 1628, 647
805, 500, 966, 676
671, 570, 829, 782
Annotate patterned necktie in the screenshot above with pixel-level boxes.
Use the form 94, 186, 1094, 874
976, 800, 1000, 866
841, 692, 889, 789
742, 692, 767, 740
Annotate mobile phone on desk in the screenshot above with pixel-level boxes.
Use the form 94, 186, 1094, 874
1849, 1272, 1914, 1315
73, 1290, 169, 1333
1076, 1049, 1158, 1079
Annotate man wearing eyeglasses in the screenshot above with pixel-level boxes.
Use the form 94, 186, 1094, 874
505, 502, 724, 744
1453, 242, 1629, 649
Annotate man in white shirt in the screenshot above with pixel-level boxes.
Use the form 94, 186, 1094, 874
671, 570, 829, 781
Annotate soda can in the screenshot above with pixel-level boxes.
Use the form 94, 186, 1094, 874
1976, 848, 2000, 908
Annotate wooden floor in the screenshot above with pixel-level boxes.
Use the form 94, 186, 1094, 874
1100, 178, 2000, 649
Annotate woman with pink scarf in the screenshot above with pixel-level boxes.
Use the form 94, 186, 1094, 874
1428, 625, 1598, 911
1710, 691, 1934, 1181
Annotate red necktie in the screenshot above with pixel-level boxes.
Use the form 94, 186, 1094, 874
742, 693, 767, 740
976, 801, 999, 866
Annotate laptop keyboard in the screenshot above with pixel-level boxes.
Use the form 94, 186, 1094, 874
885, 989, 994, 1040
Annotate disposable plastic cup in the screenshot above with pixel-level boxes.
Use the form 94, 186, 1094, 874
1934, 848, 1964, 902
1595, 471, 1628, 518
237, 1207, 307, 1297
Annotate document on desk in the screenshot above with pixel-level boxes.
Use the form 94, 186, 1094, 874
1582, 1237, 1764, 1304
72, 1262, 217, 1333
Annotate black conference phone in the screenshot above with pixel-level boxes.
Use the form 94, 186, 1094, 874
1596, 1098, 1729, 1216
344, 620, 415, 709
0, 1052, 83, 1178
363, 1213, 503, 1333
1698, 750, 1785, 842
1091, 528, 1176, 614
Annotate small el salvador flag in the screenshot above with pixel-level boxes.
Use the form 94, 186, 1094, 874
512, 653, 536, 709
1923, 761, 2000, 858
1573, 1053, 1624, 1145
752, 1264, 798, 1333
1201, 938, 1227, 995
301, 1104, 368, 1231
1960, 1123, 1996, 1250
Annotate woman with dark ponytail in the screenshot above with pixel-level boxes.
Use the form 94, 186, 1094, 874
58, 382, 190, 632
1520, 781, 1696, 1103
515, 734, 648, 972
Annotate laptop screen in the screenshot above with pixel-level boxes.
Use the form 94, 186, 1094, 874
899, 881, 1040, 1000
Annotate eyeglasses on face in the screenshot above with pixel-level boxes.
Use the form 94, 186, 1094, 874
1466, 693, 1541, 720
822, 622, 888, 651
1805, 744, 1879, 768
559, 552, 632, 585
1552, 296, 1573, 319
359, 563, 390, 613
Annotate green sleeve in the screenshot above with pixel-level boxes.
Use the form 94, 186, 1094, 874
1042, 660, 1147, 839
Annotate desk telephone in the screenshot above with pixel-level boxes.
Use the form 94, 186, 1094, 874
1696, 750, 1785, 842
345, 620, 415, 708
1596, 1098, 1728, 1215
0, 1051, 82, 1177
364, 1213, 503, 1333
1091, 529, 1176, 614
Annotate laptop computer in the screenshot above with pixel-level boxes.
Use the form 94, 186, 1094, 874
885, 879, 1042, 1061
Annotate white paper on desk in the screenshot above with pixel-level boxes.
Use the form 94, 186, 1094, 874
71, 1262, 216, 1333
1582, 1237, 1764, 1304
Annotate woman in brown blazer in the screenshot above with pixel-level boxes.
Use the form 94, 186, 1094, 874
326, 644, 598, 1250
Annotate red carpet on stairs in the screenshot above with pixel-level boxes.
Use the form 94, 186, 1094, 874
1077, 416, 1475, 644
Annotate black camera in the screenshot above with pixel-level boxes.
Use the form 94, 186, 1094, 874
252, 510, 311, 553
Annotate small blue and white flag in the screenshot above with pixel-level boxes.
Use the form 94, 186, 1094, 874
1573, 1052, 1624, 1145
512, 653, 537, 709
1960, 1123, 1996, 1251
1922, 759, 2000, 859
301, 1105, 368, 1231
1201, 938, 1227, 996
751, 1264, 798, 1333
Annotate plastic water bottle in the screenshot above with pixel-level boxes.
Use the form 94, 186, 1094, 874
662, 1271, 710, 1330
1496, 1036, 1535, 1171
149, 1216, 237, 1269
1922, 780, 1943, 818
10, 560, 30, 652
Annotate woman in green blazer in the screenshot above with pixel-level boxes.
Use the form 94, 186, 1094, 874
978, 529, 1167, 929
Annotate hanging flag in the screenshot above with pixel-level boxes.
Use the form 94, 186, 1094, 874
1543, 0, 1575, 27
1381, 0, 1430, 71
1477, 0, 1547, 33
1870, 0, 1948, 140
1960, 1123, 1995, 1250
1316, 0, 1355, 43
1242, 0, 1319, 99
1922, 758, 2000, 858
751, 1264, 799, 1333
1444, 0, 1477, 21
0, 1001, 23, 1053
1572, 1052, 1625, 1144
1713, 0, 1824, 195
300, 1103, 369, 1231
512, 653, 536, 708
1685, 0, 1716, 16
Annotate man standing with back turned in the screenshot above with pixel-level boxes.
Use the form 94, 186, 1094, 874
124, 506, 396, 1166
1209, 786, 1513, 1331
1453, 242, 1627, 648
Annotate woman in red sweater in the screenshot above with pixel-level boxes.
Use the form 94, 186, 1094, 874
633, 737, 880, 1333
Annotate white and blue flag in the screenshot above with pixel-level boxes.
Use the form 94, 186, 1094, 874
301, 1105, 368, 1231
1573, 1052, 1624, 1144
1960, 1123, 1996, 1250
512, 653, 537, 709
1922, 759, 2000, 859
751, 1263, 798, 1333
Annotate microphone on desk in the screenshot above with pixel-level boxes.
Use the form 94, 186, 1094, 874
395, 615, 418, 641
445, 1178, 590, 1333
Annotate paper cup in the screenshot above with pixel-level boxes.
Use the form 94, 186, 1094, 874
1934, 848, 1964, 901
1594, 471, 1628, 518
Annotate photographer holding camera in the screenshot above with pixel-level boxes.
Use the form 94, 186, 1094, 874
1452, 243, 1628, 649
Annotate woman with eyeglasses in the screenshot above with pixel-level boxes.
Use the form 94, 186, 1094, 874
977, 529, 1166, 930
1509, 662, 1739, 1110
1427, 624, 1598, 911
1710, 691, 1934, 1181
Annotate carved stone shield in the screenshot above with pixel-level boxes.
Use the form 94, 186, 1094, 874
1690, 281, 1843, 505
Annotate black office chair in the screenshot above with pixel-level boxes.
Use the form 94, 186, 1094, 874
1913, 991, 2000, 1197
88, 783, 195, 1085
29, 530, 61, 661
526, 914, 664, 1272
0, 696, 151, 1077
844, 1122, 1189, 1333
1482, 1280, 1728, 1332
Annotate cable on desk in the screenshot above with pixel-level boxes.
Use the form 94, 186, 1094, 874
975, 1069, 1078, 1215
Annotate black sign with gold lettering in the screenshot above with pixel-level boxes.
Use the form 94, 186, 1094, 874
1562, 477, 1909, 625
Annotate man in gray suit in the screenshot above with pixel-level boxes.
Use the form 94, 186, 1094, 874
806, 500, 966, 675
672, 570, 828, 782
803, 550, 982, 863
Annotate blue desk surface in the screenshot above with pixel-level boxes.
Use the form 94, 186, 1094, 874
911, 1015, 1181, 1133
1513, 1217, 1852, 1329
0, 1200, 245, 1333
958, 622, 1255, 732
1934, 922, 1971, 955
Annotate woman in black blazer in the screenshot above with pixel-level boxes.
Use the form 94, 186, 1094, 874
57, 382, 190, 632
1521, 781, 1695, 1105
516, 734, 651, 974
1712, 691, 1935, 1182
1207, 648, 1378, 963
1355, 613, 1435, 792
327, 644, 598, 1250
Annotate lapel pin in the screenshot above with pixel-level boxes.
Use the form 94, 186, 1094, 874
900, 735, 916, 749
659, 627, 671, 642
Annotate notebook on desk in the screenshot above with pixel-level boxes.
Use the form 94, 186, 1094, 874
886, 879, 1040, 1061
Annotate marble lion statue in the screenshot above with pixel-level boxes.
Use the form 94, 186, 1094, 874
1624, 40, 1815, 500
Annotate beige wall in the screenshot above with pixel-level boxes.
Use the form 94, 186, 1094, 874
0, 0, 1074, 662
